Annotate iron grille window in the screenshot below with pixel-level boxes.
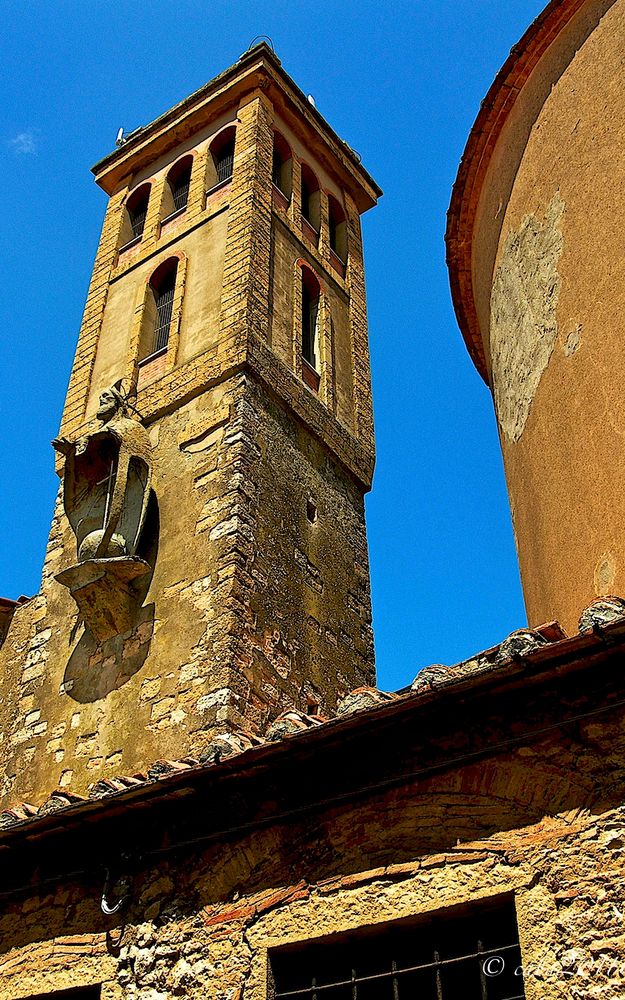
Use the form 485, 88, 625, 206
216, 142, 235, 183
129, 196, 148, 239
270, 896, 526, 1000
152, 268, 176, 354
171, 171, 191, 211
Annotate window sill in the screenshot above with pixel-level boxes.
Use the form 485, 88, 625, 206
138, 346, 168, 367
206, 177, 232, 198
161, 206, 187, 228
272, 183, 291, 209
302, 358, 320, 393
301, 217, 320, 247
118, 234, 142, 255
330, 248, 346, 277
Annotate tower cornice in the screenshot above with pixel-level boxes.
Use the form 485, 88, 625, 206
92, 43, 382, 212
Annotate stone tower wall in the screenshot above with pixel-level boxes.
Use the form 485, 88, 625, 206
0, 52, 378, 808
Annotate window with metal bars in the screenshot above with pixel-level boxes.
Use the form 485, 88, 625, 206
168, 156, 192, 213
216, 141, 235, 183
127, 187, 150, 240
152, 268, 176, 354
140, 258, 178, 361
269, 895, 526, 1000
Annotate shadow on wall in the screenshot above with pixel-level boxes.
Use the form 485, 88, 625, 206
62, 493, 159, 703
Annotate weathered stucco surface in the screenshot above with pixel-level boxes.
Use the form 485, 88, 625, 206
490, 192, 564, 444
465, 0, 625, 634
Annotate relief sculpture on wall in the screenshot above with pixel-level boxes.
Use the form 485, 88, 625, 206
53, 381, 155, 642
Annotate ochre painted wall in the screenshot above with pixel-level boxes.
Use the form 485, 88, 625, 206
473, 0, 625, 632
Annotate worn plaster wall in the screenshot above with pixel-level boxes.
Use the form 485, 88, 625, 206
480, 0, 625, 632
0, 371, 373, 808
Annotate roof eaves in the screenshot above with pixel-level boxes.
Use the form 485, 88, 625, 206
3, 600, 625, 846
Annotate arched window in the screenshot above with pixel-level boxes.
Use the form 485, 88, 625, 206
163, 155, 193, 220
301, 267, 321, 377
272, 132, 292, 200
328, 194, 347, 262
140, 258, 178, 361
300, 164, 320, 231
207, 126, 236, 191
121, 183, 151, 249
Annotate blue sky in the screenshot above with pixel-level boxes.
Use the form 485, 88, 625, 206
0, 0, 546, 691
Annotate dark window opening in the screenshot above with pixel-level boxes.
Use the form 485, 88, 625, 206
301, 163, 320, 231
270, 895, 525, 1000
153, 269, 176, 353
123, 185, 151, 246
216, 141, 234, 183
328, 194, 347, 262
141, 258, 179, 361
208, 127, 237, 191
306, 499, 318, 523
301, 269, 320, 373
167, 157, 193, 214
273, 132, 293, 199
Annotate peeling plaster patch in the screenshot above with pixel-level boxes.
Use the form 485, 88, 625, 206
595, 552, 616, 594
563, 324, 582, 357
490, 193, 565, 443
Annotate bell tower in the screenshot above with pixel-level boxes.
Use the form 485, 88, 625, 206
0, 45, 381, 805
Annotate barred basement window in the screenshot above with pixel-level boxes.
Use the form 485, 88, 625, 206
270, 895, 525, 1000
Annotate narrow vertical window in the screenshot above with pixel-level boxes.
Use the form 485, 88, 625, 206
328, 194, 347, 262
300, 164, 320, 231
272, 132, 293, 199
129, 191, 149, 238
207, 125, 237, 192
164, 155, 193, 219
121, 184, 151, 250
301, 267, 321, 382
141, 258, 179, 361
